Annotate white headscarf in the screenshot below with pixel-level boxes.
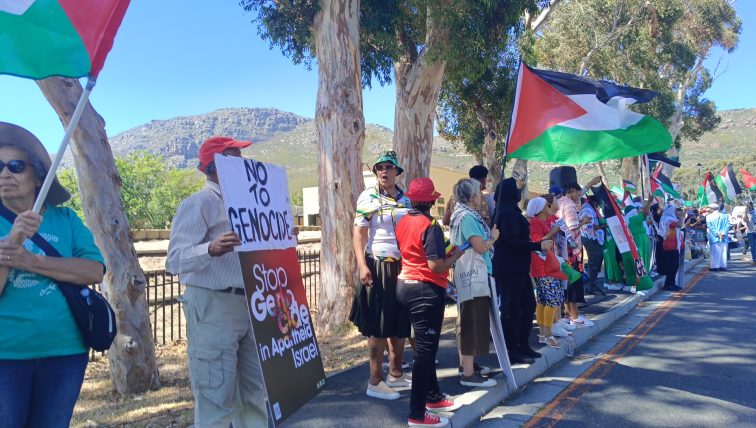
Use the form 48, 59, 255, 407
658, 203, 678, 237
526, 197, 547, 218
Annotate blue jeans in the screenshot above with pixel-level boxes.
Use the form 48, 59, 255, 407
748, 232, 756, 260
0, 353, 88, 428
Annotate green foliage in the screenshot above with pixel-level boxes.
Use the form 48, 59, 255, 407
59, 151, 204, 229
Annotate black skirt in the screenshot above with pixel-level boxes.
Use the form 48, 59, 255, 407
349, 255, 411, 338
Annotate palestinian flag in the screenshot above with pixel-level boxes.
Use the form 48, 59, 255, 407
714, 164, 742, 203
652, 165, 681, 199
592, 183, 653, 290
741, 168, 756, 191
698, 172, 723, 206
0, 0, 130, 79
505, 63, 672, 164
622, 179, 637, 193
650, 177, 666, 199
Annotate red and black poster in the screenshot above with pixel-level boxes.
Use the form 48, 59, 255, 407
239, 249, 326, 425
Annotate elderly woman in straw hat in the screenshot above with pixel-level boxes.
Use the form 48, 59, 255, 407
0, 122, 105, 427
350, 151, 412, 400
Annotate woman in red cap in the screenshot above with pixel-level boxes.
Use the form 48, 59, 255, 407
395, 177, 465, 427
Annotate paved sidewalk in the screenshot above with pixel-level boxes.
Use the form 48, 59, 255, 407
282, 258, 703, 427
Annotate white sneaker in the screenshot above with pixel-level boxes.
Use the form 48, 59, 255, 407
367, 381, 400, 400
560, 319, 577, 331
551, 323, 569, 337
606, 284, 624, 291
622, 286, 633, 292
386, 374, 412, 388
577, 315, 594, 327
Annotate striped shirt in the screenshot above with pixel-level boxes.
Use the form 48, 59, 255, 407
166, 181, 243, 290
354, 184, 410, 259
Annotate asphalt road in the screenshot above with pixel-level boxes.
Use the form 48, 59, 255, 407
477, 257, 756, 428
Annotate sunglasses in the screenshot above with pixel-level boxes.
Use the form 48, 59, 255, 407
374, 164, 396, 172
0, 160, 29, 174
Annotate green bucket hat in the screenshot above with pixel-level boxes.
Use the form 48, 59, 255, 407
372, 150, 404, 175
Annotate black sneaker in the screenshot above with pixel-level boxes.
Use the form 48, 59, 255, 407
457, 362, 491, 376
460, 372, 497, 388
508, 351, 534, 365
519, 346, 542, 359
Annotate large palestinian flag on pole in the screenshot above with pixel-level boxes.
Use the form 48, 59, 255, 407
505, 64, 673, 164
741, 168, 756, 191
0, 0, 130, 79
698, 171, 723, 206
592, 183, 653, 290
714, 164, 742, 203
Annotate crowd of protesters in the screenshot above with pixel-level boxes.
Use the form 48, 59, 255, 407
3, 123, 754, 428
348, 153, 756, 427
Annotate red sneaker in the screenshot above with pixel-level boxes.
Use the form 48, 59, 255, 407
426, 394, 462, 412
408, 411, 449, 427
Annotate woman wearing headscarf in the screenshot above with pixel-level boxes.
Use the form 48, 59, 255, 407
623, 196, 654, 291
0, 122, 105, 427
350, 151, 411, 400
654, 201, 684, 291
526, 197, 565, 348
395, 178, 464, 427
492, 178, 553, 364
449, 178, 499, 388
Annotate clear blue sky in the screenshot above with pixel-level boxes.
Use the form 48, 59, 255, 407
1, 1, 753, 152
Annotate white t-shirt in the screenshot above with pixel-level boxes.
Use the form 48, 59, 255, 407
354, 185, 410, 259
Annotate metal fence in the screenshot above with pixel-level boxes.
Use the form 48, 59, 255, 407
94, 250, 321, 352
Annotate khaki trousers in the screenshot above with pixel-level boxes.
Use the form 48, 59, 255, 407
182, 286, 268, 428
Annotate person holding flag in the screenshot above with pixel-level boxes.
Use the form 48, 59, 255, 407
745, 202, 756, 264
653, 200, 685, 291
706, 203, 731, 271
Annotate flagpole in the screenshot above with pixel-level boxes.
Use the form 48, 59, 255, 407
638, 155, 646, 199
32, 76, 96, 213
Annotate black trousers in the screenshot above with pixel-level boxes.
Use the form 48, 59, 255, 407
584, 238, 604, 289
656, 239, 679, 287
495, 272, 536, 351
396, 279, 445, 420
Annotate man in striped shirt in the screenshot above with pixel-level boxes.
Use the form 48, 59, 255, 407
167, 136, 269, 427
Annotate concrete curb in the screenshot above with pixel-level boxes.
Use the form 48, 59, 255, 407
449, 257, 705, 427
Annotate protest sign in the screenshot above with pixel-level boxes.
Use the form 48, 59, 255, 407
216, 154, 326, 426
215, 154, 298, 252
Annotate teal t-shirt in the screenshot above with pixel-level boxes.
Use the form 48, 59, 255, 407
455, 214, 493, 274
0, 205, 104, 359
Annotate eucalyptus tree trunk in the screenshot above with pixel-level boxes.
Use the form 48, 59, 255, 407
512, 158, 529, 209
478, 115, 501, 184
621, 157, 641, 185
392, 9, 447, 184
37, 77, 160, 394
312, 0, 365, 334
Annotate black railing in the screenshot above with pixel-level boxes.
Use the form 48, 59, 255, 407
93, 250, 321, 356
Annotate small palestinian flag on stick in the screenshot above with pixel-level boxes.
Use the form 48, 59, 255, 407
698, 172, 724, 206
652, 164, 680, 199
592, 183, 653, 290
714, 164, 742, 203
623, 179, 637, 194
741, 168, 756, 191
505, 63, 672, 164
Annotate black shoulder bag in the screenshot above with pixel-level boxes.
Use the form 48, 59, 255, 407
0, 205, 116, 352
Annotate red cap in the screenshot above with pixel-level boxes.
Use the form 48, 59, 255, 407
198, 136, 252, 172
405, 177, 441, 202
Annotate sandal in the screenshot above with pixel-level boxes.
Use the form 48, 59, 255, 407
545, 336, 560, 348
